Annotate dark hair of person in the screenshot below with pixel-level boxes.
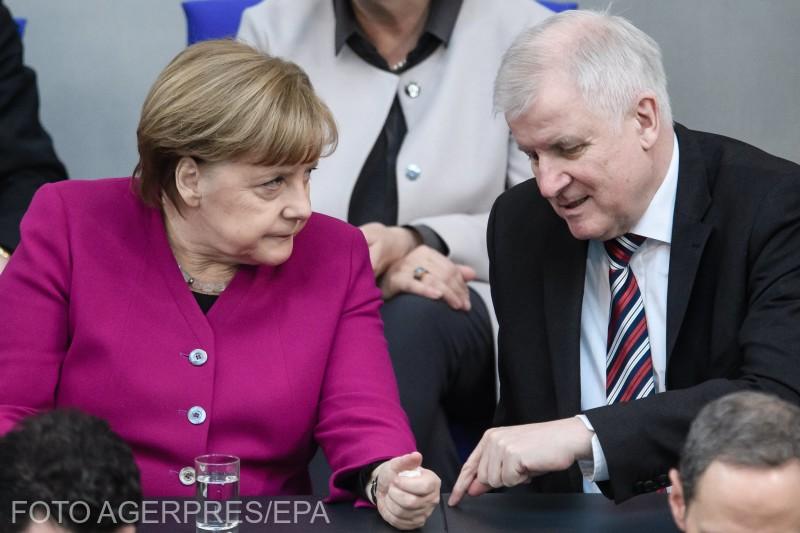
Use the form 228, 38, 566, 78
0, 409, 142, 532
678, 391, 800, 504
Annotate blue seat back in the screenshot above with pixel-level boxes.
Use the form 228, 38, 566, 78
182, 0, 261, 45
537, 1, 579, 12
15, 17, 26, 38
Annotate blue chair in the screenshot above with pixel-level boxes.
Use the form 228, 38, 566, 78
14, 18, 26, 38
182, 1, 578, 45
182, 0, 261, 45
537, 1, 578, 12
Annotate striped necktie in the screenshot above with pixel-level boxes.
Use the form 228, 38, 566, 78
604, 234, 655, 404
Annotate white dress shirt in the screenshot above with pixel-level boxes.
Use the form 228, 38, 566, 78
578, 134, 679, 492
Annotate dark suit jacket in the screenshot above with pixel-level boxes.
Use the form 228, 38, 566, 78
0, 1, 66, 251
488, 123, 800, 502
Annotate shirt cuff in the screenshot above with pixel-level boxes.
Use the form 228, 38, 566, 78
405, 224, 449, 256
575, 415, 610, 482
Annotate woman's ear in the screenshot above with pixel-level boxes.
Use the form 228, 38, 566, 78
175, 157, 202, 207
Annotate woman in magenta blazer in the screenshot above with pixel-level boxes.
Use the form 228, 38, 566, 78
0, 40, 440, 530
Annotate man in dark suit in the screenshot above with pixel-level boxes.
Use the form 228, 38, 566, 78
449, 10, 800, 505
0, 0, 66, 272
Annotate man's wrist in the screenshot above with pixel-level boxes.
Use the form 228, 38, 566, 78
574, 415, 611, 482
572, 415, 595, 462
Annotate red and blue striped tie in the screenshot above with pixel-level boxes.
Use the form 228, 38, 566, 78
604, 234, 655, 404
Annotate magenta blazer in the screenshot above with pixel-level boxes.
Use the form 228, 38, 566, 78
0, 178, 415, 499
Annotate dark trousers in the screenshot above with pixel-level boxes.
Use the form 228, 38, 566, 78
381, 289, 495, 491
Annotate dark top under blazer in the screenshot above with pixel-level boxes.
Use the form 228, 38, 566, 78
487, 123, 800, 502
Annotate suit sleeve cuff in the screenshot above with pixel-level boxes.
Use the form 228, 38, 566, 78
575, 415, 610, 482
405, 224, 449, 256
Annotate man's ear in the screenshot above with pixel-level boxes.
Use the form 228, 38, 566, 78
175, 156, 202, 208
668, 468, 688, 531
633, 92, 660, 151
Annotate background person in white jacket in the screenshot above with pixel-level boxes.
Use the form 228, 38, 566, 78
239, 0, 552, 489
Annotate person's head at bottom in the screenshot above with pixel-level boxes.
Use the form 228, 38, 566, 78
668, 391, 800, 533
0, 409, 142, 533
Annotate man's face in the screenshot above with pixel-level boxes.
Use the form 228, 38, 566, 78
507, 73, 662, 241
669, 460, 800, 533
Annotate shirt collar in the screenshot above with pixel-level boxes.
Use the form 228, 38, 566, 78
629, 133, 680, 245
333, 0, 462, 54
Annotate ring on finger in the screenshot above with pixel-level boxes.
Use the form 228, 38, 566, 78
412, 266, 429, 281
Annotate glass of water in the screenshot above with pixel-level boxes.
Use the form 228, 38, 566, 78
195, 454, 240, 531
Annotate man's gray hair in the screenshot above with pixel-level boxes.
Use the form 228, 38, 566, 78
495, 9, 672, 125
679, 391, 800, 504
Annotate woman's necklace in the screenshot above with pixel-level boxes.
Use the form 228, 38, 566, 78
178, 264, 228, 295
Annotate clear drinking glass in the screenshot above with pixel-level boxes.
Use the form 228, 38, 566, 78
195, 454, 240, 531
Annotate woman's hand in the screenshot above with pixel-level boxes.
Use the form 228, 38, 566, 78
379, 245, 476, 310
374, 452, 441, 530
360, 223, 420, 277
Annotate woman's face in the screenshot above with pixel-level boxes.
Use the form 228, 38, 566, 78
189, 159, 315, 266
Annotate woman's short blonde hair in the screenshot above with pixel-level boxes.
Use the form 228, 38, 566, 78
134, 39, 337, 211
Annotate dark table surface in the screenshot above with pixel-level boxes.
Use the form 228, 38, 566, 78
137, 493, 677, 532
444, 492, 677, 532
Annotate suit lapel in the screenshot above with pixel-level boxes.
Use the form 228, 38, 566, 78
544, 224, 588, 417
666, 125, 713, 361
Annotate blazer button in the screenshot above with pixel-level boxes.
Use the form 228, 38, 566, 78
405, 164, 421, 180
405, 82, 421, 98
179, 466, 196, 485
189, 348, 208, 366
188, 406, 206, 425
